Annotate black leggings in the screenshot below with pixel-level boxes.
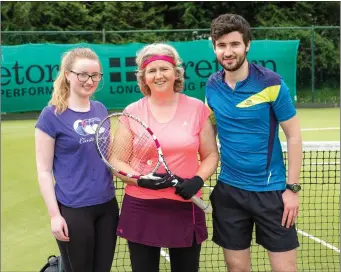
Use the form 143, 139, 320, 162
56, 198, 119, 272
128, 235, 201, 272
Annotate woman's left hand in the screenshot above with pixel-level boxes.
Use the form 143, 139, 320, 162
174, 176, 204, 200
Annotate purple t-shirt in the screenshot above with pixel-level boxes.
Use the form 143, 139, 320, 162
35, 100, 115, 208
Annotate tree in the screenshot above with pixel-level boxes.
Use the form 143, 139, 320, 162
1, 1, 340, 89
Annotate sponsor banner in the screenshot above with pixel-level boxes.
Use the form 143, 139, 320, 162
1, 40, 299, 112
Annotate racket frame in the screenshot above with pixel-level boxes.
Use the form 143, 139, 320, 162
95, 112, 212, 213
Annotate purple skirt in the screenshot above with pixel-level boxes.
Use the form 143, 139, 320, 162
117, 194, 208, 248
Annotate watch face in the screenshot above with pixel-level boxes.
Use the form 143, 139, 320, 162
292, 184, 301, 192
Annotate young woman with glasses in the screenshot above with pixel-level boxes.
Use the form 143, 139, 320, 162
35, 47, 119, 272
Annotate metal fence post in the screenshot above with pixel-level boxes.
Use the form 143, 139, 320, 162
102, 28, 106, 44
311, 25, 315, 103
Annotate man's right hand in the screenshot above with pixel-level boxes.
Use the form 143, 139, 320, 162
51, 215, 70, 242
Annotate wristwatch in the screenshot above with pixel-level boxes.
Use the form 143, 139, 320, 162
286, 183, 301, 193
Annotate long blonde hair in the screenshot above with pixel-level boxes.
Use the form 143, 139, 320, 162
135, 43, 185, 96
49, 48, 101, 114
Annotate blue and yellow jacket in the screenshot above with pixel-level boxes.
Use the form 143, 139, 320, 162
206, 63, 296, 192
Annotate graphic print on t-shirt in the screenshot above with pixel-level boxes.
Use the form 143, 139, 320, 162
73, 118, 105, 136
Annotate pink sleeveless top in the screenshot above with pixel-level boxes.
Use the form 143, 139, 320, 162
124, 94, 210, 202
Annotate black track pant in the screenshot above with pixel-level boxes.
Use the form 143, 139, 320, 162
56, 197, 119, 272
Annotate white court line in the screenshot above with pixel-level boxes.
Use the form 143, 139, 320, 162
202, 184, 341, 253
297, 229, 340, 253
280, 127, 340, 132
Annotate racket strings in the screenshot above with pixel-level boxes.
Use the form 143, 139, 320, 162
97, 119, 112, 159
128, 121, 158, 173
110, 118, 134, 164
98, 115, 158, 175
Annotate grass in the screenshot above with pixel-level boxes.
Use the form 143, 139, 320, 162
279, 108, 340, 142
296, 87, 340, 104
1, 108, 340, 271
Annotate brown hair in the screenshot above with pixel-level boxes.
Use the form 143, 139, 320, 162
49, 47, 101, 114
135, 43, 184, 96
210, 14, 252, 47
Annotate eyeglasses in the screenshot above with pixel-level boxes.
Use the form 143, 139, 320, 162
70, 71, 103, 82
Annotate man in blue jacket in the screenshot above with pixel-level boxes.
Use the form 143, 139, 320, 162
206, 13, 302, 272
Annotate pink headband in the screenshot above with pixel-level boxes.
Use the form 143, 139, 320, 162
142, 55, 176, 69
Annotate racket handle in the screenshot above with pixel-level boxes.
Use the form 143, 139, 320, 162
171, 176, 212, 213
191, 195, 212, 214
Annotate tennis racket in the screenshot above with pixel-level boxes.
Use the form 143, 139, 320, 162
95, 112, 212, 213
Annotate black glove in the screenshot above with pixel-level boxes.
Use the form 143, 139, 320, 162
137, 173, 174, 190
174, 175, 204, 200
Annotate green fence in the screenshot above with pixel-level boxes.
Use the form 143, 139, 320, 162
2, 26, 340, 104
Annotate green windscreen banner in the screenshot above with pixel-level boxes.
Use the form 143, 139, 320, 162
1, 40, 299, 113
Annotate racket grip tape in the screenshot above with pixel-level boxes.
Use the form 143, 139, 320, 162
191, 195, 212, 213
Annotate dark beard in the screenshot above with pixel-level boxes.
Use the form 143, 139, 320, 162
219, 53, 247, 72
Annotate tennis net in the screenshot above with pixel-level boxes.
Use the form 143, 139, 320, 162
111, 141, 340, 272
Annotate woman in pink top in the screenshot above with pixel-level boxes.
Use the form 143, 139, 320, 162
116, 43, 219, 272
